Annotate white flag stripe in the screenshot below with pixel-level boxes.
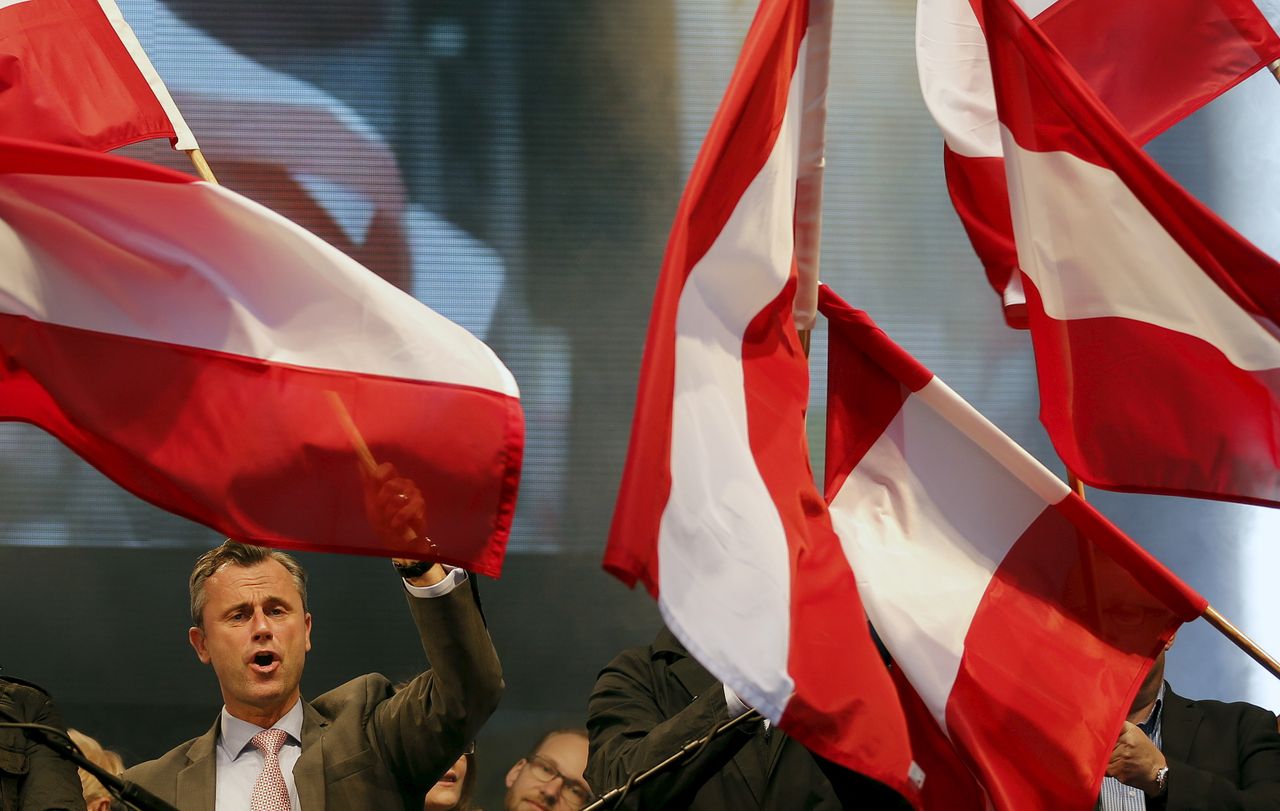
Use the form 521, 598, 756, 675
96, 0, 197, 150
1005, 133, 1280, 371
0, 173, 517, 394
915, 0, 1002, 158
828, 386, 1049, 726
915, 377, 1071, 503
657, 37, 809, 723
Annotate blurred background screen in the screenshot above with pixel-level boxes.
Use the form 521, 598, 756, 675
1, 1, 1278, 809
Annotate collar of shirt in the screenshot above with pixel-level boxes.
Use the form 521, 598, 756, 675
217, 699, 305, 761
1135, 682, 1166, 745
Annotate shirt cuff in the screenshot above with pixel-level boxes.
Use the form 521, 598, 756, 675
403, 565, 467, 598
723, 683, 751, 717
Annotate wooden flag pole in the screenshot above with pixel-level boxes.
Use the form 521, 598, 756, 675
185, 148, 218, 184
1068, 468, 1280, 681
1203, 605, 1280, 681
1270, 59, 1280, 84
324, 391, 421, 545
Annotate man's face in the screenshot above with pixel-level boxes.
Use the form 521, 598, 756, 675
504, 732, 592, 811
188, 559, 312, 727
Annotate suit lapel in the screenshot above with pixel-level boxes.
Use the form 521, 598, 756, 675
176, 721, 218, 811
1160, 686, 1203, 765
662, 637, 767, 803
291, 700, 329, 811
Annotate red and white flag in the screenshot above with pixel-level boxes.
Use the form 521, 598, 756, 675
917, 0, 1280, 326
0, 0, 195, 151
0, 137, 521, 574
603, 0, 919, 799
820, 286, 1207, 810
987, 0, 1280, 506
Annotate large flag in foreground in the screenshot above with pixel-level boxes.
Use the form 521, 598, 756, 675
986, 0, 1280, 506
0, 0, 196, 150
0, 138, 521, 574
821, 287, 1208, 810
917, 0, 1280, 326
603, 0, 919, 798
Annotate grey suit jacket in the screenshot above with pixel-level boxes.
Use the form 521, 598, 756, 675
124, 583, 502, 811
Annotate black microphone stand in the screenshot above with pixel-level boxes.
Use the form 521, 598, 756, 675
0, 717, 180, 811
580, 707, 762, 811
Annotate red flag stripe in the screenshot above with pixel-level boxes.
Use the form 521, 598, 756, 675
1025, 278, 1280, 507
0, 313, 521, 573
0, 0, 195, 150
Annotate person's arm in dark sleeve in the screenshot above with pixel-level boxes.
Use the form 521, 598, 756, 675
584, 649, 755, 809
1165, 704, 1280, 811
17, 689, 87, 811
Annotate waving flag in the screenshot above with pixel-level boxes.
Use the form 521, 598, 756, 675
986, 0, 1280, 506
917, 0, 1280, 326
821, 287, 1207, 810
0, 138, 521, 574
0, 0, 195, 150
603, 0, 919, 799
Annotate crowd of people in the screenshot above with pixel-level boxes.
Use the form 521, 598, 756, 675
3, 465, 1279, 810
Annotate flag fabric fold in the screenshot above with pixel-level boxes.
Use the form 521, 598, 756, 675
917, 0, 1280, 326
985, 0, 1280, 506
0, 137, 521, 574
820, 286, 1207, 811
0, 0, 196, 151
603, 0, 919, 800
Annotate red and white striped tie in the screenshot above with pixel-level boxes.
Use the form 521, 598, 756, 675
250, 728, 291, 811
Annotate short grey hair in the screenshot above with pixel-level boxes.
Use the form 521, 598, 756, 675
189, 540, 308, 627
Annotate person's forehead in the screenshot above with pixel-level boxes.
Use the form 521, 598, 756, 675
535, 733, 588, 774
207, 559, 298, 600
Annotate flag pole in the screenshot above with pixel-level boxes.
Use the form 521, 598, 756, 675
324, 391, 424, 547
1270, 58, 1280, 83
185, 148, 218, 184
1068, 468, 1280, 681
580, 708, 762, 811
791, 0, 833, 337
1202, 606, 1280, 681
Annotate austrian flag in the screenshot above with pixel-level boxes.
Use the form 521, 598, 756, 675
0, 138, 522, 574
986, 0, 1280, 507
0, 0, 196, 150
604, 0, 918, 801
821, 286, 1208, 810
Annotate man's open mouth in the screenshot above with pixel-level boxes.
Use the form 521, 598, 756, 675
249, 651, 280, 673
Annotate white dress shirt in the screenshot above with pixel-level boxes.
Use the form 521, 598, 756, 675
215, 699, 305, 811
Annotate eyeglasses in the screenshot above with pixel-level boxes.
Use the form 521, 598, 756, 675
523, 754, 595, 808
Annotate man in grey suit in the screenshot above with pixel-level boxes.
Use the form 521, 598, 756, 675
125, 464, 503, 810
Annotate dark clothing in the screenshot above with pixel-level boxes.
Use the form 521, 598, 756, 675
586, 628, 908, 810
0, 678, 86, 811
1158, 685, 1280, 811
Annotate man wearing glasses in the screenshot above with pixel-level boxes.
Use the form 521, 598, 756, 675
503, 729, 594, 811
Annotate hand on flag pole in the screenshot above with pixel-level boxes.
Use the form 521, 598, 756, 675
326, 390, 444, 582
